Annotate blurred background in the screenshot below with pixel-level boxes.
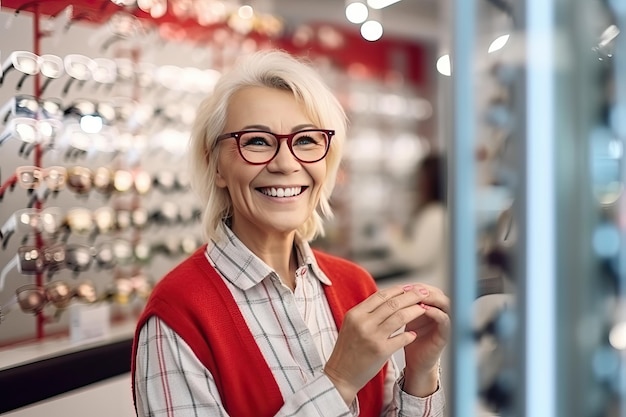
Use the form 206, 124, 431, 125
0, 0, 624, 416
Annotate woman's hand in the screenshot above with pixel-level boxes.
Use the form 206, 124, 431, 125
403, 284, 450, 397
323, 284, 434, 405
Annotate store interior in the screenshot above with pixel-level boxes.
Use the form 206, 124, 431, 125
0, 0, 624, 416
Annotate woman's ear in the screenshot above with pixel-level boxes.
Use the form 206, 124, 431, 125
215, 168, 227, 188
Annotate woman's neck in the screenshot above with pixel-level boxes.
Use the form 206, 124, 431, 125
232, 226, 299, 290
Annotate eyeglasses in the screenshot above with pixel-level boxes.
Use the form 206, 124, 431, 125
104, 273, 153, 305
0, 245, 46, 291
64, 99, 116, 125
0, 206, 63, 248
112, 168, 152, 195
0, 51, 64, 90
0, 281, 97, 323
0, 95, 64, 124
60, 206, 119, 241
92, 58, 118, 88
100, 12, 145, 52
15, 165, 67, 193
62, 54, 97, 95
66, 166, 93, 196
0, 118, 64, 157
216, 129, 334, 165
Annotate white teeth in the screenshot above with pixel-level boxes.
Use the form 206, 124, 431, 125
260, 187, 302, 197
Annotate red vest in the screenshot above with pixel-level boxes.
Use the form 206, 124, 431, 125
132, 245, 386, 416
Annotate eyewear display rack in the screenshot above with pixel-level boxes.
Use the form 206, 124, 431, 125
0, 1, 435, 414
448, 0, 626, 416
0, 1, 205, 412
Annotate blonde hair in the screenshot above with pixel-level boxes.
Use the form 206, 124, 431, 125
188, 50, 347, 243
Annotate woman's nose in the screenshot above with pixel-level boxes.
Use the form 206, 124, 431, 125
266, 139, 300, 172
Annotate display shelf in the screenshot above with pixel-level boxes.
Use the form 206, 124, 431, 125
0, 320, 134, 414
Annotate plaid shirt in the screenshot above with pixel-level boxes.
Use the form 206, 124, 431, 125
134, 226, 445, 416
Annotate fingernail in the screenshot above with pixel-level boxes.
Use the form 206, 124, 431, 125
419, 302, 430, 310
419, 288, 429, 296
402, 285, 414, 292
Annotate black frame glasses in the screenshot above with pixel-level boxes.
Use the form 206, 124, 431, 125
216, 129, 334, 165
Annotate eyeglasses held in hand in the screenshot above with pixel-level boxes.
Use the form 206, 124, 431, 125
216, 129, 334, 165
0, 206, 63, 248
0, 51, 64, 91
0, 118, 64, 157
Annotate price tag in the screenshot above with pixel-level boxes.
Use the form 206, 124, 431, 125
69, 303, 111, 345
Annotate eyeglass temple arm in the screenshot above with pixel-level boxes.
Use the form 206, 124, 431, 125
0, 215, 17, 249
15, 73, 33, 91
0, 256, 19, 291
0, 125, 16, 146
0, 296, 19, 324
0, 58, 16, 85
0, 98, 15, 124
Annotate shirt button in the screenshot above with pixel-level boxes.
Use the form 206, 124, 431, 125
284, 297, 293, 305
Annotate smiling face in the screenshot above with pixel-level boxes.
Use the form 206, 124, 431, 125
215, 86, 328, 243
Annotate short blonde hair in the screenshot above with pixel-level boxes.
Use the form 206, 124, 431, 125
188, 50, 347, 243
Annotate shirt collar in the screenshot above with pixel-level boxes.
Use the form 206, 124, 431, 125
206, 222, 332, 290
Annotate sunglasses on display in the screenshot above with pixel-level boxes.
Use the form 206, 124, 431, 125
0, 206, 63, 248
216, 129, 335, 165
0, 51, 64, 91
0, 118, 64, 158
0, 280, 97, 324
0, 95, 64, 124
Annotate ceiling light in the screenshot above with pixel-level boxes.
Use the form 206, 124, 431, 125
436, 54, 451, 76
361, 20, 383, 41
345, 2, 368, 24
488, 34, 510, 53
366, 0, 402, 10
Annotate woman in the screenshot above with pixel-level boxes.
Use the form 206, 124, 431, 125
388, 154, 448, 292
132, 50, 450, 417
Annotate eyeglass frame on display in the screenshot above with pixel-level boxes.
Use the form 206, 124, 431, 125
0, 280, 97, 324
0, 51, 64, 91
0, 95, 64, 124
0, 206, 64, 249
0, 118, 64, 158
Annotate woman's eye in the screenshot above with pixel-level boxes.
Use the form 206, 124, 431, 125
242, 135, 272, 147
293, 135, 316, 146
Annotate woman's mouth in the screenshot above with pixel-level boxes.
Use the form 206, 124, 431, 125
257, 186, 305, 197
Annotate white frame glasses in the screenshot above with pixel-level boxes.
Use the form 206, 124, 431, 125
0, 118, 64, 157
0, 51, 64, 90
0, 206, 63, 248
